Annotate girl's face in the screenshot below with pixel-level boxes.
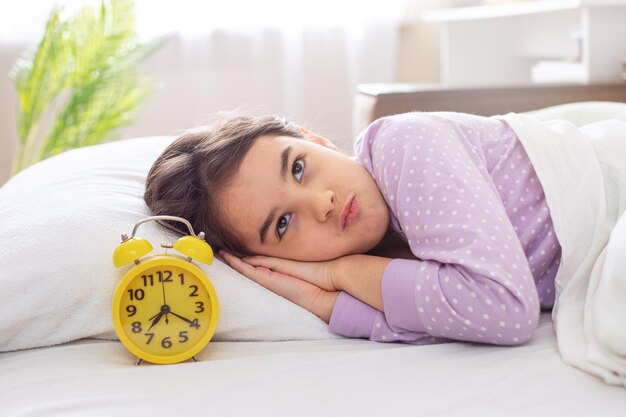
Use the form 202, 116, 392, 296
220, 134, 390, 261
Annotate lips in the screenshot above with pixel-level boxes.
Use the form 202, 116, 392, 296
340, 195, 359, 229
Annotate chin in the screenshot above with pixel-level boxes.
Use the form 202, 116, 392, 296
356, 240, 381, 256
343, 235, 381, 257
361, 218, 390, 251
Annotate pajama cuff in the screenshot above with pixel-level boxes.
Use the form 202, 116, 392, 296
381, 258, 426, 333
328, 291, 378, 339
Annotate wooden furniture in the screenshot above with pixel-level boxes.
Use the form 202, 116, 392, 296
353, 82, 626, 135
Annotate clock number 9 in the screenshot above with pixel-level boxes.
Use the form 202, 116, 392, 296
126, 305, 137, 317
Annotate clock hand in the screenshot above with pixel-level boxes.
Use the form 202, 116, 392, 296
147, 312, 163, 332
160, 274, 170, 324
169, 310, 195, 326
160, 274, 167, 305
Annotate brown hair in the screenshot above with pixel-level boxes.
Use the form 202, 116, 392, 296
144, 114, 305, 256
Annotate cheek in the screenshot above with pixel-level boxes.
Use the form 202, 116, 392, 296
270, 228, 343, 261
303, 229, 363, 260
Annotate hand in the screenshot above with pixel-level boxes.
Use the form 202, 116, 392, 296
237, 254, 337, 292
219, 250, 340, 323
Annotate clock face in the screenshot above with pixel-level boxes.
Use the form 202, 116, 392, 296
114, 257, 218, 363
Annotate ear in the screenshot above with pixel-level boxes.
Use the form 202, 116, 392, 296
298, 127, 340, 152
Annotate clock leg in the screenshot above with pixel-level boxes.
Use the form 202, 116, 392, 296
135, 357, 143, 366
191, 356, 199, 362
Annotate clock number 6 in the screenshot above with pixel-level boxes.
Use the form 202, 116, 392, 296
161, 337, 172, 349
144, 332, 188, 346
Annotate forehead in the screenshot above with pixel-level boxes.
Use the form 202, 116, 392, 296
219, 135, 293, 241
234, 135, 293, 185
240, 135, 287, 170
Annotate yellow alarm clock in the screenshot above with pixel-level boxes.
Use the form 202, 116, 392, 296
112, 215, 219, 365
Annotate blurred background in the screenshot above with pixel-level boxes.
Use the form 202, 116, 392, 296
2, 0, 626, 186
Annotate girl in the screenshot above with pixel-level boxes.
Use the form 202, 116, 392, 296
144, 111, 561, 346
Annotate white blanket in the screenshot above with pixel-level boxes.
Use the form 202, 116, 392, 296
500, 109, 626, 386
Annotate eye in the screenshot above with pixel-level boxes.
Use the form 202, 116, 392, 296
276, 213, 291, 238
292, 157, 305, 182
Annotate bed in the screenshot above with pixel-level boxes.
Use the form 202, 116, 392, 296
2, 313, 626, 416
2, 83, 626, 416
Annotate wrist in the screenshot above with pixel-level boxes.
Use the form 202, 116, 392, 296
328, 254, 392, 312
315, 291, 341, 324
328, 255, 351, 292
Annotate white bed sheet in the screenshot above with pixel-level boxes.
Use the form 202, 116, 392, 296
1, 313, 625, 417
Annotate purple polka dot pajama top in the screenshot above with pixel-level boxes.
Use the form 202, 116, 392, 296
328, 112, 562, 346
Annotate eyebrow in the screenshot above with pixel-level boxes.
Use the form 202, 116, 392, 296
279, 145, 292, 181
259, 145, 292, 244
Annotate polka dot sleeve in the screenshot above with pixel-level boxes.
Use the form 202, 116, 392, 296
329, 112, 541, 346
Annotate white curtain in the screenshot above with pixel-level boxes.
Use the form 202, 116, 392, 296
0, 0, 405, 184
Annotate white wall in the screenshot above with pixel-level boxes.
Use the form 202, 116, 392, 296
1, 28, 400, 186
0, 1, 407, 186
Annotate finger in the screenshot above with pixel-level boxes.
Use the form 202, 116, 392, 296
242, 255, 331, 290
216, 249, 234, 263
220, 251, 324, 309
226, 254, 299, 294
220, 251, 262, 281
242, 255, 299, 273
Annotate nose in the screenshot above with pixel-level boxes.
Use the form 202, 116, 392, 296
313, 189, 335, 222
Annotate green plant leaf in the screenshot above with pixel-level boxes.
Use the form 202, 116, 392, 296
10, 0, 169, 174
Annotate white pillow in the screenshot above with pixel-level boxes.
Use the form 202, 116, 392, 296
0, 136, 337, 352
